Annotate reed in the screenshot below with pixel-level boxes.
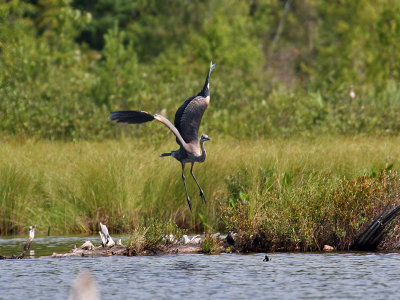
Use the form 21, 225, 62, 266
1, 135, 399, 237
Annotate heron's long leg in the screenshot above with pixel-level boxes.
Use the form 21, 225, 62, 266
181, 163, 192, 211
190, 163, 207, 204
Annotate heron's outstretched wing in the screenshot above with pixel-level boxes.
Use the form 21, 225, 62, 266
174, 96, 209, 145
110, 110, 188, 150
109, 110, 154, 124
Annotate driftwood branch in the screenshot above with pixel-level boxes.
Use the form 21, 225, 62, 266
23, 225, 36, 252
350, 203, 400, 251
0, 225, 36, 259
48, 230, 230, 258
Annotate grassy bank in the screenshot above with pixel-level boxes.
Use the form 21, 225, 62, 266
1, 136, 400, 250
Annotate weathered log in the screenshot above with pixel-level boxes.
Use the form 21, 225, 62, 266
47, 240, 207, 257
47, 232, 232, 257
0, 225, 36, 259
20, 225, 36, 256
181, 235, 202, 245
48, 243, 127, 258
350, 203, 400, 251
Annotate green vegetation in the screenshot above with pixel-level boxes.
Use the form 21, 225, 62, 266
1, 1, 400, 140
127, 219, 185, 255
1, 136, 400, 247
201, 233, 222, 254
222, 168, 400, 252
1, 1, 400, 250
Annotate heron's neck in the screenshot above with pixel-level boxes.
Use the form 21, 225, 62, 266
198, 85, 210, 97
198, 71, 211, 97
199, 140, 207, 161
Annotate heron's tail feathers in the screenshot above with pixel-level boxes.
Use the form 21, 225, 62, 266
109, 110, 154, 124
160, 152, 172, 157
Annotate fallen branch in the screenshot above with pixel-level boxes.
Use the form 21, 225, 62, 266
350, 203, 400, 251
47, 226, 231, 258
0, 225, 36, 259
48, 242, 126, 258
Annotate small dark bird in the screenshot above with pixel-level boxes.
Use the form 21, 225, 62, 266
110, 62, 216, 211
263, 255, 270, 262
226, 231, 236, 245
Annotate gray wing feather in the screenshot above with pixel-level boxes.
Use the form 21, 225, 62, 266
109, 111, 155, 124
176, 96, 208, 144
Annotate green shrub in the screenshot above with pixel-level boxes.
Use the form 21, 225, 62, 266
201, 233, 222, 254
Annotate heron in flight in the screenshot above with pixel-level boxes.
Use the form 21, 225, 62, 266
110, 62, 216, 211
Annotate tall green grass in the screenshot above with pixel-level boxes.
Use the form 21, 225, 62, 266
1, 136, 400, 236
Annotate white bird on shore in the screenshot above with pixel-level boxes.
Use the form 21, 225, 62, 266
99, 222, 115, 247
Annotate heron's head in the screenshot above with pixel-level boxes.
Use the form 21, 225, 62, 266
200, 134, 211, 142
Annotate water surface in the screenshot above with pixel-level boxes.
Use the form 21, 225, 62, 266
1, 237, 400, 299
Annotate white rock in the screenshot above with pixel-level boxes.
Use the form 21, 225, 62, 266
323, 245, 334, 251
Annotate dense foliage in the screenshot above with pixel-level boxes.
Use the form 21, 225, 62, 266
1, 0, 400, 140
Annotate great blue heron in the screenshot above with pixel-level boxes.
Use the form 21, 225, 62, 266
110, 62, 216, 211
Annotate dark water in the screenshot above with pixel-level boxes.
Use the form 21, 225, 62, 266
1, 237, 400, 299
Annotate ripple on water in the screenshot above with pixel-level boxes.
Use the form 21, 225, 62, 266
1, 238, 400, 299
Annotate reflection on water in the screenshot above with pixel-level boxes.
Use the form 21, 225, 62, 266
0, 235, 130, 257
1, 237, 400, 299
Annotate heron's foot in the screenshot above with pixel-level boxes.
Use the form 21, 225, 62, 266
199, 190, 207, 204
187, 197, 192, 212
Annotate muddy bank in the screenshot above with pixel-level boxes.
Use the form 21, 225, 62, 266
46, 243, 205, 258
46, 234, 228, 258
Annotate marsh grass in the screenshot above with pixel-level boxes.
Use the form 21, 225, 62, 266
1, 136, 400, 239
201, 233, 223, 254
127, 219, 185, 255
220, 137, 400, 251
